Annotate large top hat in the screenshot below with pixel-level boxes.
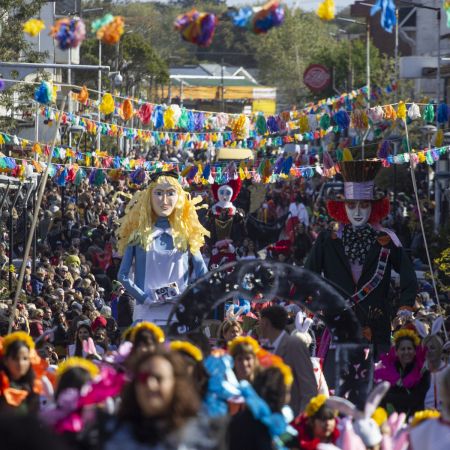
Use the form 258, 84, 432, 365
338, 160, 382, 201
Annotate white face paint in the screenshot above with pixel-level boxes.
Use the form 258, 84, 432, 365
345, 200, 372, 227
218, 185, 233, 204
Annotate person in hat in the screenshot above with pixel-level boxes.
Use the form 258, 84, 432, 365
117, 172, 209, 325
205, 177, 246, 251
305, 160, 417, 356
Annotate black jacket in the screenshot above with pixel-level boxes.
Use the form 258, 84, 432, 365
117, 293, 135, 328
305, 230, 417, 345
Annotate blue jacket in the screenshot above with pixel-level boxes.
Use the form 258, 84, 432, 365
118, 218, 207, 305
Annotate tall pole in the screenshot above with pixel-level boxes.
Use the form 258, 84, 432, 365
395, 8, 399, 103
98, 41, 102, 149
437, 8, 441, 122
221, 57, 225, 112
366, 21, 371, 108
8, 96, 67, 333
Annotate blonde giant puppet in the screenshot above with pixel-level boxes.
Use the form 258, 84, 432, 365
117, 172, 209, 325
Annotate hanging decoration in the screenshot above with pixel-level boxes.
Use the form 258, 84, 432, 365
76, 86, 89, 104
119, 99, 134, 122
99, 93, 115, 115
23, 18, 46, 37
0, 79, 5, 91
370, 0, 396, 33
50, 17, 86, 50
91, 14, 124, 45
316, 0, 335, 21
34, 81, 57, 105
445, 1, 450, 28
174, 9, 217, 47
230, 0, 285, 34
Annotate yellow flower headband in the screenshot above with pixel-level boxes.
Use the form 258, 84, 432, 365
305, 394, 328, 417
131, 322, 165, 344
372, 407, 388, 426
393, 328, 421, 347
56, 357, 100, 380
170, 340, 203, 362
228, 336, 260, 356
1, 331, 35, 355
410, 409, 440, 427
271, 358, 293, 387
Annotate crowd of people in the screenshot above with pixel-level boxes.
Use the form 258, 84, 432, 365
0, 167, 449, 450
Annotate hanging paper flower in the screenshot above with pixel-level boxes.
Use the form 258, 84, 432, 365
0, 79, 5, 91
437, 102, 448, 124
174, 9, 217, 47
23, 18, 45, 37
230, 1, 285, 34
316, 0, 335, 21
371, 0, 396, 33
50, 17, 86, 50
34, 81, 56, 105
99, 93, 115, 115
252, 1, 285, 34
119, 99, 134, 121
92, 14, 124, 45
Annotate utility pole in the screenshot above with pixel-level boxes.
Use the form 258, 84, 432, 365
221, 57, 225, 112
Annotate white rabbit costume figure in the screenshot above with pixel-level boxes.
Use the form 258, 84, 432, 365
291, 311, 329, 396
327, 382, 409, 450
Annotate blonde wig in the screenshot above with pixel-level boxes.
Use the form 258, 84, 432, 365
117, 176, 209, 255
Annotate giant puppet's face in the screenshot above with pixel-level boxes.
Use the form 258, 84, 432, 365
151, 183, 179, 217
345, 200, 372, 227
218, 185, 234, 204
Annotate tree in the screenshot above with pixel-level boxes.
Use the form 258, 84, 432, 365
0, 0, 47, 132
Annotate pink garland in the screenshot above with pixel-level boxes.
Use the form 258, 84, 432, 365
374, 346, 427, 389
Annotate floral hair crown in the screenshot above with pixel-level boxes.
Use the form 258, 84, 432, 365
56, 357, 100, 380
305, 394, 328, 417
410, 409, 440, 427
393, 328, 421, 347
256, 348, 293, 387
1, 331, 35, 355
131, 322, 165, 344
170, 340, 203, 362
227, 336, 260, 356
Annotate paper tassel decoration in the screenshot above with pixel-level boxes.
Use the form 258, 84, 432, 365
230, 1, 285, 34
0, 79, 5, 91
423, 104, 435, 123
119, 99, 134, 121
397, 101, 407, 120
437, 103, 448, 124
316, 0, 335, 21
34, 81, 56, 105
99, 93, 115, 115
23, 18, 45, 37
50, 17, 86, 50
138, 103, 152, 125
174, 9, 217, 47
370, 0, 396, 33
77, 86, 89, 104
446, 1, 450, 28
92, 14, 124, 45
435, 129, 444, 147
408, 103, 421, 120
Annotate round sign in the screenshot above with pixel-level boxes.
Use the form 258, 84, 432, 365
303, 64, 331, 92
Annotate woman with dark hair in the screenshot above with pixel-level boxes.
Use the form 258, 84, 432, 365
104, 349, 202, 449
375, 328, 429, 415
0, 332, 40, 414
67, 322, 104, 358
228, 367, 290, 450
292, 395, 339, 450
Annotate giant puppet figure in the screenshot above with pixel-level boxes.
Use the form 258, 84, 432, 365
305, 160, 417, 353
206, 177, 246, 268
117, 171, 209, 325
